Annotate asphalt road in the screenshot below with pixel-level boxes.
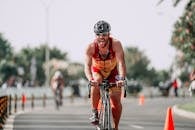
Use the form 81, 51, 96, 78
3, 97, 195, 130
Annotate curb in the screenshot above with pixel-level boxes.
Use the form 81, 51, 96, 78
173, 105, 195, 120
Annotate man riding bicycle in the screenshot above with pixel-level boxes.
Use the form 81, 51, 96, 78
50, 70, 64, 107
84, 20, 126, 130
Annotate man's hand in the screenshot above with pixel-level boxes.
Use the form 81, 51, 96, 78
89, 80, 99, 87
115, 75, 126, 87
116, 80, 126, 87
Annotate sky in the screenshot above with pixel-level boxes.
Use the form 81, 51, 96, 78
0, 0, 187, 70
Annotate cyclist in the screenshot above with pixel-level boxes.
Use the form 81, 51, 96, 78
190, 69, 195, 81
84, 20, 126, 130
189, 69, 195, 95
50, 70, 64, 106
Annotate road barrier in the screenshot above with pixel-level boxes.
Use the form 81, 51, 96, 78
0, 93, 48, 129
31, 94, 35, 109
0, 86, 87, 128
14, 94, 18, 113
0, 95, 8, 129
42, 93, 46, 107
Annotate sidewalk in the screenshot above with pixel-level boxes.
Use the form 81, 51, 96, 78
139, 86, 195, 120
173, 102, 195, 120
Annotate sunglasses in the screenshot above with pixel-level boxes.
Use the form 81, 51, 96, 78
96, 32, 109, 36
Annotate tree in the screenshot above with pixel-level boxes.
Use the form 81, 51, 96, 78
14, 47, 34, 84
157, 0, 183, 7
0, 33, 13, 61
0, 33, 15, 85
15, 45, 68, 86
171, 1, 195, 67
0, 60, 17, 85
124, 47, 156, 85
153, 70, 170, 86
158, 0, 195, 83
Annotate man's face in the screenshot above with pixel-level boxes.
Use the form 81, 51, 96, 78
96, 32, 109, 48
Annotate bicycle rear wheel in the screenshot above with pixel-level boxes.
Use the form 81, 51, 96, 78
55, 89, 60, 109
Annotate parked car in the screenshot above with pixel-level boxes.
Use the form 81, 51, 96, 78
126, 80, 143, 95
158, 80, 172, 96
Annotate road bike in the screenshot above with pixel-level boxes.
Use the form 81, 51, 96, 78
54, 83, 63, 109
88, 79, 126, 130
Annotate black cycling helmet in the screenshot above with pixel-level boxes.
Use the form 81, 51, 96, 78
94, 20, 111, 34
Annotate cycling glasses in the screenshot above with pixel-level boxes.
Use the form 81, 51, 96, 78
96, 32, 109, 36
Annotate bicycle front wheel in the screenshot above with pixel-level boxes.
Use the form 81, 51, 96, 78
102, 95, 112, 130
55, 89, 61, 109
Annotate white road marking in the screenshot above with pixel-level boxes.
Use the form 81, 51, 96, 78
131, 124, 144, 129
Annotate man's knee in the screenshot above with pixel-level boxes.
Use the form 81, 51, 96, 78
92, 72, 102, 82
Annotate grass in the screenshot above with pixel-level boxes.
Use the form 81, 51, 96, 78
179, 102, 195, 113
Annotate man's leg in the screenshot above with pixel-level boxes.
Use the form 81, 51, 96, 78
91, 86, 100, 109
90, 72, 102, 124
110, 88, 122, 130
91, 72, 102, 109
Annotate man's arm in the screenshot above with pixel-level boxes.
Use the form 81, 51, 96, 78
113, 40, 126, 79
190, 69, 195, 81
84, 44, 93, 81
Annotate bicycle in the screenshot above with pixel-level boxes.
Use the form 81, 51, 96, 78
88, 79, 127, 130
54, 83, 63, 110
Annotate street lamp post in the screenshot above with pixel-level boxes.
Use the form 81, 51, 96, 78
40, 0, 53, 87
45, 5, 50, 87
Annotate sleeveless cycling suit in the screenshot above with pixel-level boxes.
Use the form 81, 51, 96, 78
91, 37, 118, 82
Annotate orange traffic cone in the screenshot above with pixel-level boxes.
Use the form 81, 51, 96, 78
164, 107, 174, 130
138, 94, 145, 106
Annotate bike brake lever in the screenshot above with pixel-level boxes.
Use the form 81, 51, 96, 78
88, 83, 91, 98
124, 80, 127, 98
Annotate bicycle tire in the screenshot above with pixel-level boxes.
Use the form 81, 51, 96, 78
105, 95, 112, 130
55, 89, 60, 109
99, 93, 112, 130
107, 96, 112, 129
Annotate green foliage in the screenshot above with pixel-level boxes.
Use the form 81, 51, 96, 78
0, 34, 16, 85
0, 33, 79, 87
153, 70, 170, 86
179, 70, 190, 82
171, 1, 195, 65
157, 0, 183, 7
0, 60, 17, 83
125, 47, 149, 80
124, 46, 170, 86
15, 45, 68, 86
50, 47, 68, 60
0, 33, 13, 61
